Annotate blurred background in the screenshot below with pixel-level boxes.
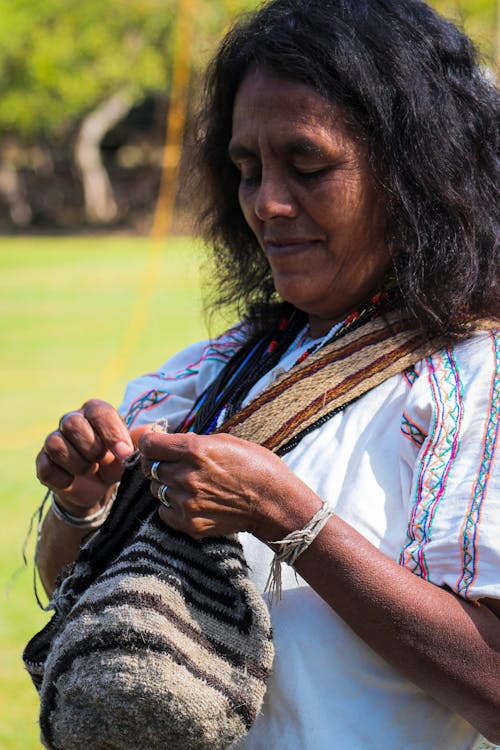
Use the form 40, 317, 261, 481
0, 0, 497, 235
0, 1, 498, 748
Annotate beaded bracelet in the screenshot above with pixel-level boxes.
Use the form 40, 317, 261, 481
50, 491, 114, 530
265, 501, 335, 604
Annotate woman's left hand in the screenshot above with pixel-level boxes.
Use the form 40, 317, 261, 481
138, 430, 321, 541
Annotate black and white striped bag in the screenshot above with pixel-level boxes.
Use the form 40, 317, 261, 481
23, 459, 274, 750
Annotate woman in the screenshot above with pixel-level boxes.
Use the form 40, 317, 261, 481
33, 0, 499, 748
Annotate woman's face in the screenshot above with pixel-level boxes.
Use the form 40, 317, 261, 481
230, 69, 391, 337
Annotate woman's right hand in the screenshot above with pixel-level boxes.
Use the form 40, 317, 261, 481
36, 400, 135, 516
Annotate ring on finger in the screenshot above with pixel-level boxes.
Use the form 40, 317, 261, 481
58, 411, 83, 432
150, 460, 161, 481
158, 483, 171, 508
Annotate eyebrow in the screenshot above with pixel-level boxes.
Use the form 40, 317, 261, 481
227, 138, 331, 163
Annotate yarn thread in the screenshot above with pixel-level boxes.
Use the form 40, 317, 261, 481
265, 502, 335, 604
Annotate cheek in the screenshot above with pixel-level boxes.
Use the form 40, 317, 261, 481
238, 186, 258, 232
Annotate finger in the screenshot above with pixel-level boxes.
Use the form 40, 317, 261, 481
149, 480, 173, 508
138, 431, 200, 463
36, 449, 74, 491
140, 452, 189, 484
81, 400, 134, 461
43, 429, 95, 476
149, 478, 170, 500
149, 481, 183, 520
140, 456, 166, 482
156, 502, 218, 539
130, 424, 152, 448
58, 411, 107, 463
58, 410, 85, 432
157, 503, 181, 531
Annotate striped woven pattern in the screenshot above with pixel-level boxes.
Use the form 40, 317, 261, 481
24, 464, 274, 750
221, 310, 445, 453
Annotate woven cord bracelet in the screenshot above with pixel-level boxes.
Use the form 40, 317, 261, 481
50, 491, 114, 529
265, 502, 335, 605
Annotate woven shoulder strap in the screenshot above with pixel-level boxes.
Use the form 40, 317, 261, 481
220, 312, 496, 454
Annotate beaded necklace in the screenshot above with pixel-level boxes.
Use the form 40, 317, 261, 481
177, 289, 396, 437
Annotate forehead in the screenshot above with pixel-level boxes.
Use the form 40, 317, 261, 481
231, 68, 348, 145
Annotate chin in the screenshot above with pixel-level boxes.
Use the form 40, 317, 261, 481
274, 276, 321, 309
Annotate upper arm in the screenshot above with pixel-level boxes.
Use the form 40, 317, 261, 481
399, 330, 500, 602
118, 322, 249, 430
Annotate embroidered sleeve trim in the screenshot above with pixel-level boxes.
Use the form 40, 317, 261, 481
122, 324, 248, 427
399, 349, 464, 580
401, 412, 427, 448
456, 331, 500, 597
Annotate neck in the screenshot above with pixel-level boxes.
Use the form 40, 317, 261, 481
307, 287, 398, 338
308, 315, 343, 338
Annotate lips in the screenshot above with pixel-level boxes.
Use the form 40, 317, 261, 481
264, 238, 322, 256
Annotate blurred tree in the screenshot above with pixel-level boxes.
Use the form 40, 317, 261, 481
0, 0, 495, 228
0, 0, 254, 225
0, 0, 174, 222
0, 1, 172, 135
429, 0, 497, 63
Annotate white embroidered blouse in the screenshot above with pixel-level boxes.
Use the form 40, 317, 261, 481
119, 323, 500, 750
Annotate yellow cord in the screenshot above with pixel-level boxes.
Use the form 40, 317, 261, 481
96, 0, 195, 397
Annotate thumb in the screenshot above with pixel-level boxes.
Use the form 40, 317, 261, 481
81, 400, 134, 461
130, 424, 154, 448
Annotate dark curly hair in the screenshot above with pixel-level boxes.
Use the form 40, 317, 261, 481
190, 0, 499, 337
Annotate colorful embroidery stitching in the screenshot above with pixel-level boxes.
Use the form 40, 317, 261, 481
403, 365, 420, 388
124, 390, 172, 428
399, 349, 464, 579
456, 331, 500, 597
123, 328, 246, 427
401, 412, 427, 448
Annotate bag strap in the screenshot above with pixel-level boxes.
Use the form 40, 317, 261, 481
220, 312, 497, 454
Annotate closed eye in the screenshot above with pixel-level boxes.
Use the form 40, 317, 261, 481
293, 166, 330, 181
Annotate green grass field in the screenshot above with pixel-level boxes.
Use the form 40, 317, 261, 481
0, 235, 226, 749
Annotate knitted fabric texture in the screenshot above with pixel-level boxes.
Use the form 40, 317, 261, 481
24, 462, 274, 750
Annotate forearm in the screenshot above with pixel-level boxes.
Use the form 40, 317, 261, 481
292, 514, 500, 742
37, 507, 92, 597
37, 488, 116, 597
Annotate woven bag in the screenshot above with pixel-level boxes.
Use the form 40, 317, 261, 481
23, 459, 274, 750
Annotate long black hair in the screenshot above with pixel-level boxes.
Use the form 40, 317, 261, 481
190, 0, 499, 337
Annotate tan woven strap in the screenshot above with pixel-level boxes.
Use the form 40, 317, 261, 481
220, 312, 496, 454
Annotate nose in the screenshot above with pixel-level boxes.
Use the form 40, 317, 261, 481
254, 172, 298, 221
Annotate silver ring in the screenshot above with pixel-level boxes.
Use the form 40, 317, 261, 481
158, 484, 170, 508
150, 460, 161, 481
58, 411, 82, 432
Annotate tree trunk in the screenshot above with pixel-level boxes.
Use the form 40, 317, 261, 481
75, 93, 132, 223
0, 146, 32, 226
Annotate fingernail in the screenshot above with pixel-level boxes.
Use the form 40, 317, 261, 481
113, 441, 134, 460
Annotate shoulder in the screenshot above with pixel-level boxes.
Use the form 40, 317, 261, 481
400, 328, 498, 448
425, 327, 498, 373
405, 328, 498, 407
151, 320, 250, 380
118, 321, 251, 429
